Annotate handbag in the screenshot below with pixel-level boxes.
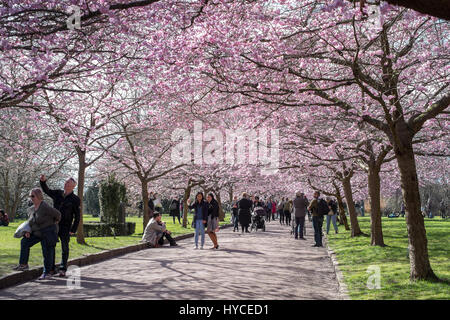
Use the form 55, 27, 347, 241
328, 210, 334, 216
14, 221, 32, 238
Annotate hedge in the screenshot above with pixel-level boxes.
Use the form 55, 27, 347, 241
83, 222, 136, 237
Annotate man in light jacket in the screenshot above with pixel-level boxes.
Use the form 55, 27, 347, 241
293, 192, 309, 240
141, 212, 177, 247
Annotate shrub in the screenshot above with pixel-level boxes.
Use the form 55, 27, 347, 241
83, 222, 136, 237
99, 174, 127, 224
84, 181, 100, 217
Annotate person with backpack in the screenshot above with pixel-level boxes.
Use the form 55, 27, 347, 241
283, 199, 292, 226
169, 196, 181, 224
308, 191, 328, 247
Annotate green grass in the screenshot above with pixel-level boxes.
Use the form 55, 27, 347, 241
0, 213, 232, 278
326, 216, 450, 300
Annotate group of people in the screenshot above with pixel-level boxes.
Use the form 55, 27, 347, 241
147, 192, 183, 225
141, 191, 221, 250
422, 197, 447, 218
13, 175, 81, 280
229, 191, 340, 247
9, 176, 343, 278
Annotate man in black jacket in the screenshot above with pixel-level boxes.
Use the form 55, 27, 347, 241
40, 175, 80, 277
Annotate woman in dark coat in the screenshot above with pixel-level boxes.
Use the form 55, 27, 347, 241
238, 192, 253, 233
169, 196, 181, 224
206, 193, 220, 249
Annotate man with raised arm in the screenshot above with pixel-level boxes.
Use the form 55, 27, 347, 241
40, 175, 80, 277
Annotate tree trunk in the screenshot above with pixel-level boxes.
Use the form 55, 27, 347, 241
141, 180, 150, 232
368, 163, 385, 246
336, 193, 350, 230
341, 175, 363, 237
76, 152, 86, 245
216, 191, 225, 221
182, 185, 192, 228
394, 131, 437, 281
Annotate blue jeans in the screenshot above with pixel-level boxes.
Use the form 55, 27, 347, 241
312, 216, 324, 246
326, 214, 338, 234
20, 234, 55, 274
295, 216, 305, 239
279, 210, 285, 224
194, 219, 205, 247
232, 215, 239, 230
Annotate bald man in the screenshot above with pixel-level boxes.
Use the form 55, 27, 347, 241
40, 175, 80, 277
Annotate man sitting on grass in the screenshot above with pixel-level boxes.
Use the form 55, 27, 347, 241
141, 212, 178, 248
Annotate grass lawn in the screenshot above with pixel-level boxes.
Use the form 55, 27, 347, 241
0, 212, 232, 278
326, 216, 450, 300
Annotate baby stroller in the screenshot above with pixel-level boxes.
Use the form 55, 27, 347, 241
251, 206, 266, 232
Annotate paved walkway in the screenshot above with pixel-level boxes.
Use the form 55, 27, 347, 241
0, 219, 345, 300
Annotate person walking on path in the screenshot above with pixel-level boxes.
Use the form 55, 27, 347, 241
278, 198, 285, 225
271, 199, 277, 221
265, 199, 272, 222
40, 175, 80, 277
231, 196, 239, 232
14, 188, 61, 280
293, 192, 308, 240
0, 209, 9, 226
169, 196, 181, 224
238, 192, 252, 233
206, 193, 220, 249
308, 191, 326, 247
284, 199, 292, 226
141, 212, 177, 247
187, 192, 208, 249
326, 197, 339, 235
